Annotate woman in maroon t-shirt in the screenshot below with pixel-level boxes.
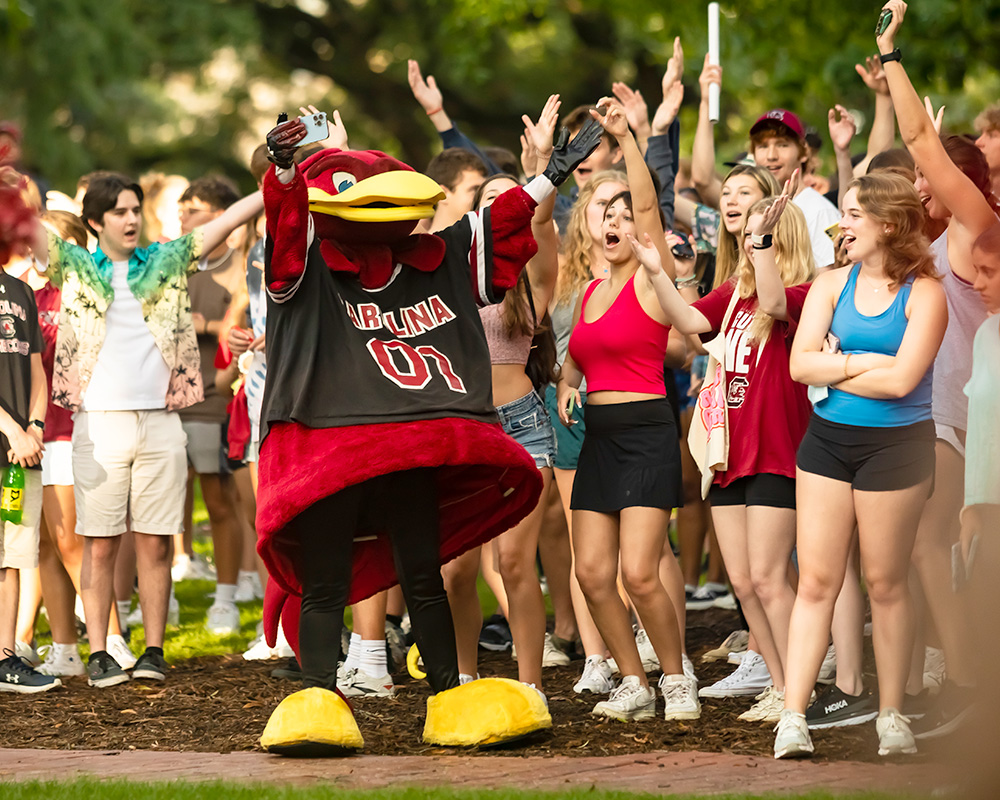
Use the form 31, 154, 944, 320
629, 183, 814, 722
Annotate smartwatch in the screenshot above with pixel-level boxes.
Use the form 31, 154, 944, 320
751, 234, 773, 249
29, 419, 45, 432
879, 49, 902, 65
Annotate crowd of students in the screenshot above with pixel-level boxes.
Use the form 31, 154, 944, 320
1, 0, 998, 761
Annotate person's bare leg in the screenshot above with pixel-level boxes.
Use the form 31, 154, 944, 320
200, 474, 242, 588
112, 530, 136, 619
14, 566, 41, 647
784, 471, 857, 713
856, 479, 932, 713
352, 592, 387, 640
230, 468, 259, 576
677, 407, 708, 589
905, 570, 929, 696
830, 543, 866, 696
37, 516, 78, 644
495, 468, 551, 688
480, 533, 509, 619
705, 524, 728, 586
910, 442, 973, 685
133, 533, 173, 650
556, 468, 605, 657
247, 462, 269, 587
175, 470, 197, 570
537, 479, 576, 641
80, 535, 122, 655
442, 548, 482, 676
658, 531, 687, 649
0, 567, 20, 655
385, 586, 405, 618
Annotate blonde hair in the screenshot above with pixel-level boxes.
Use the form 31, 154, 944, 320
713, 165, 781, 288
556, 169, 628, 306
848, 173, 937, 288
734, 197, 815, 343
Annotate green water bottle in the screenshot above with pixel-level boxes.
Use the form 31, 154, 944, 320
1, 464, 25, 524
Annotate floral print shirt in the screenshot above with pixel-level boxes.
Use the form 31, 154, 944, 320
44, 229, 205, 411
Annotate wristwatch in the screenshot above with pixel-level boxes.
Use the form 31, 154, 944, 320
751, 233, 773, 249
879, 49, 902, 65
29, 419, 45, 432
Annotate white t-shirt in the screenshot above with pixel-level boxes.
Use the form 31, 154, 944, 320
83, 260, 171, 411
964, 316, 1000, 507
793, 187, 840, 269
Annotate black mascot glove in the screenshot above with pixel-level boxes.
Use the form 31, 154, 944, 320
266, 114, 308, 169
542, 117, 605, 187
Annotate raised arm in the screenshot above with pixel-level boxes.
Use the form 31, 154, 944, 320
612, 82, 652, 157
878, 1, 997, 251
828, 106, 858, 210
691, 55, 723, 209
627, 233, 712, 335
748, 176, 797, 319
853, 56, 896, 175
198, 191, 264, 258
523, 95, 561, 309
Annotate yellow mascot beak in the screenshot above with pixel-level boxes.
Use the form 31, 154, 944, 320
261, 687, 364, 757
308, 171, 445, 222
423, 677, 552, 746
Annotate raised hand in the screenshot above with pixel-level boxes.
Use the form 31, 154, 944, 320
663, 36, 685, 90
752, 170, 797, 235
266, 116, 307, 169
611, 82, 651, 139
407, 59, 443, 113
876, 0, 907, 54
590, 97, 629, 139
923, 96, 945, 133
627, 232, 665, 279
855, 56, 889, 95
542, 116, 604, 187
522, 94, 561, 160
827, 105, 857, 152
299, 104, 349, 150
698, 54, 722, 101
652, 80, 684, 136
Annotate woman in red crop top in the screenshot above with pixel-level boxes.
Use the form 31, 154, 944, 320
442, 97, 561, 697
629, 180, 815, 723
556, 99, 698, 723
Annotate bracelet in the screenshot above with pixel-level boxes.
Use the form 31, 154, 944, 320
843, 353, 852, 380
675, 275, 698, 288
879, 49, 902, 65
425, 107, 443, 116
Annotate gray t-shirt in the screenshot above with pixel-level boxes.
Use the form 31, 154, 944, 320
550, 288, 586, 393
930, 230, 989, 431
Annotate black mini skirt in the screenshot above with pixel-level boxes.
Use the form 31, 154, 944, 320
570, 398, 683, 513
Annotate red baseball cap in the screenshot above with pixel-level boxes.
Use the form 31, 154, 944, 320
750, 109, 805, 141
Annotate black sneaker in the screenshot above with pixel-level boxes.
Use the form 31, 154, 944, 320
87, 651, 129, 688
479, 614, 513, 652
911, 682, 976, 740
805, 684, 877, 729
132, 649, 168, 681
0, 651, 62, 694
902, 688, 930, 720
271, 657, 302, 681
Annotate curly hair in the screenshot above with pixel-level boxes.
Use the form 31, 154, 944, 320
848, 172, 937, 288
734, 198, 815, 344
555, 169, 628, 307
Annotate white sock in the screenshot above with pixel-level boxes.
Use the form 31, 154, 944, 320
215, 583, 237, 606
116, 600, 132, 623
344, 633, 361, 671
359, 638, 387, 678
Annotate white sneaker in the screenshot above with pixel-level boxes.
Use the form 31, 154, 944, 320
126, 603, 144, 628
15, 641, 39, 667
774, 709, 814, 759
205, 602, 240, 635
635, 629, 659, 672
876, 707, 917, 756
234, 572, 264, 603
541, 632, 571, 667
727, 650, 745, 665
189, 555, 216, 580
243, 634, 275, 661
459, 673, 479, 685
574, 655, 614, 694
592, 675, 656, 721
739, 686, 785, 723
37, 643, 86, 677
171, 554, 192, 582
525, 682, 548, 708
106, 634, 137, 670
923, 646, 946, 694
701, 629, 749, 663
699, 650, 771, 698
817, 644, 836, 685
340, 667, 395, 698
682, 653, 697, 685
659, 673, 701, 720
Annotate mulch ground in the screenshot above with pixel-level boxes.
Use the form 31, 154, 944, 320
3, 608, 933, 763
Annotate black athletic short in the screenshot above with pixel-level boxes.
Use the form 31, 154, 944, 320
709, 473, 796, 509
796, 414, 935, 492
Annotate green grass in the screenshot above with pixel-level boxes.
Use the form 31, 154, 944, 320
0, 782, 919, 800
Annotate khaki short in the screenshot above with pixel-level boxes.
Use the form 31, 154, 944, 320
73, 410, 188, 537
0, 467, 43, 569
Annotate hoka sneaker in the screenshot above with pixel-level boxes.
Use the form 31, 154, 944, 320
805, 684, 877, 729
876, 707, 917, 756
106, 634, 137, 670
573, 655, 614, 694
592, 675, 656, 721
37, 643, 86, 677
542, 632, 571, 667
340, 667, 395, 698
774, 709, 814, 759
87, 652, 129, 688
739, 686, 785, 723
699, 650, 771, 698
911, 682, 975, 740
701, 630, 749, 663
659, 673, 701, 720
0, 651, 62, 693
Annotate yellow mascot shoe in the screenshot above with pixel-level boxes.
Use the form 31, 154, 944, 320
261, 687, 364, 757
422, 677, 551, 747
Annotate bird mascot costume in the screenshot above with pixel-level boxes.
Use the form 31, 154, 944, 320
255, 113, 602, 755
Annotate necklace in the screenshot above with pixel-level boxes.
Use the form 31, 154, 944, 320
205, 247, 234, 272
859, 270, 891, 293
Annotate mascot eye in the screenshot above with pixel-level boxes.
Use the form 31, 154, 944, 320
331, 171, 357, 194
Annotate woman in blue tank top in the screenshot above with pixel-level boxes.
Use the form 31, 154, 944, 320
773, 172, 948, 760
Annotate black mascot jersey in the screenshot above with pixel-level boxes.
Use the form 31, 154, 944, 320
260, 208, 503, 437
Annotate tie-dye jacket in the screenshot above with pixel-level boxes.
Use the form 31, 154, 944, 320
44, 230, 205, 411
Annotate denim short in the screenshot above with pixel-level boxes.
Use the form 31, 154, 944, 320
496, 390, 555, 470
543, 383, 586, 469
